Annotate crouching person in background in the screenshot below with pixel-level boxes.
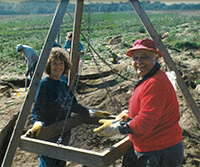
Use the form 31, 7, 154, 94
16, 44, 39, 80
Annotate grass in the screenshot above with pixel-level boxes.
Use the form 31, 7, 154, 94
0, 11, 200, 78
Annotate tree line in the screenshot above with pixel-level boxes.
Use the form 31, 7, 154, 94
0, 1, 200, 15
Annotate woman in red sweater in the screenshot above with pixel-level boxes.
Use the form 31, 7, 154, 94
94, 38, 184, 167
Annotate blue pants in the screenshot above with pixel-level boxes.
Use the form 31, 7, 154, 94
122, 141, 184, 167
30, 61, 37, 80
39, 155, 66, 167
39, 131, 71, 167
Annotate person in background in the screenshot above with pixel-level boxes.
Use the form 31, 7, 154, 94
16, 44, 39, 80
64, 31, 83, 53
25, 47, 111, 167
93, 38, 184, 167
64, 31, 84, 81
52, 40, 62, 48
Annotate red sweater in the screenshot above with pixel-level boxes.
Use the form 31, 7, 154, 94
128, 70, 183, 152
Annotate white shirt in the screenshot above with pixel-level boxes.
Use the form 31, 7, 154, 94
22, 45, 39, 69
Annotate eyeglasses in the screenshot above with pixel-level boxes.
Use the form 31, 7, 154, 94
132, 55, 149, 61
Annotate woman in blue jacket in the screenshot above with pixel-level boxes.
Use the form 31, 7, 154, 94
25, 47, 110, 167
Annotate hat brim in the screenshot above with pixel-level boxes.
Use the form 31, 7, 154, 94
126, 48, 163, 58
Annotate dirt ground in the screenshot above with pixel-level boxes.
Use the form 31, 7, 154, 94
1, 47, 200, 167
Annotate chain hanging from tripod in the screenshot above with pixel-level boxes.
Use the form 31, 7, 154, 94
84, 1, 120, 114
57, 49, 88, 144
89, 47, 121, 115
56, 8, 90, 144
87, 0, 91, 48
56, 5, 94, 144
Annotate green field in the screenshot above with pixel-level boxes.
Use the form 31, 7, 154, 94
0, 11, 200, 77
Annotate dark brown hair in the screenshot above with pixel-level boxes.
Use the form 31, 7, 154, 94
45, 47, 72, 75
67, 31, 73, 38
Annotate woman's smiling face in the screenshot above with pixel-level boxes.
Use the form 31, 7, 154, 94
49, 59, 64, 80
132, 49, 158, 79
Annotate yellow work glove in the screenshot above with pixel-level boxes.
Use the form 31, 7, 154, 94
93, 119, 121, 137
25, 121, 43, 138
116, 109, 129, 122
89, 109, 112, 119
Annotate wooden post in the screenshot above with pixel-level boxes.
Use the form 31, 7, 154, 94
68, 0, 84, 92
129, 0, 200, 124
1, 1, 69, 166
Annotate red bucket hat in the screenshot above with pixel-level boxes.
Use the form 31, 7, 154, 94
126, 38, 163, 58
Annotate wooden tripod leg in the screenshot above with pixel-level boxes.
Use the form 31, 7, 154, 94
1, 1, 70, 166
129, 0, 200, 124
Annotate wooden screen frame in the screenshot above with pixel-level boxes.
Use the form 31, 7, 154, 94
19, 115, 132, 167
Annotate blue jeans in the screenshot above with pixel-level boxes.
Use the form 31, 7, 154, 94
39, 155, 66, 167
39, 131, 71, 167
30, 61, 37, 80
122, 141, 184, 167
